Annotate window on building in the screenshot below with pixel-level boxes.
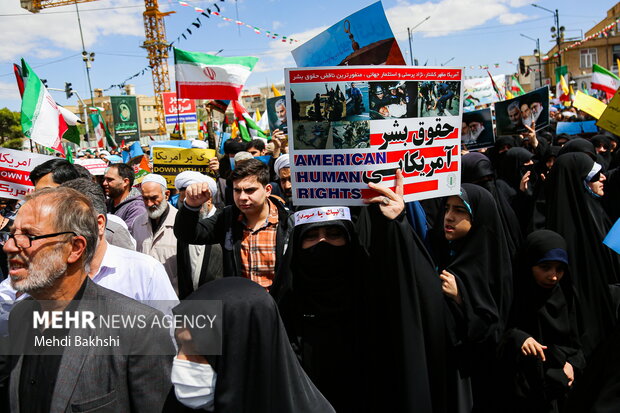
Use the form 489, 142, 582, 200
613, 45, 620, 74
580, 48, 598, 68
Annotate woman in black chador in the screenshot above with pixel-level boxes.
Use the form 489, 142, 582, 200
500, 230, 584, 413
430, 183, 513, 412
271, 172, 449, 413
171, 277, 335, 413
545, 152, 620, 359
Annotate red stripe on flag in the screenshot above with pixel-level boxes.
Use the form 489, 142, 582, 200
176, 83, 243, 100
360, 180, 439, 199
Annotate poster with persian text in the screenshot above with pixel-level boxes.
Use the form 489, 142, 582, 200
285, 66, 463, 206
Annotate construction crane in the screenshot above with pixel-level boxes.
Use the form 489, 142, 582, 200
20, 0, 173, 135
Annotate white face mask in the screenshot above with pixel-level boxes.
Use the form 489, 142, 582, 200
171, 357, 217, 410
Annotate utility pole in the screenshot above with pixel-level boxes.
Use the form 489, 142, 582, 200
407, 16, 431, 66
520, 33, 543, 88
532, 4, 563, 67
74, 1, 95, 107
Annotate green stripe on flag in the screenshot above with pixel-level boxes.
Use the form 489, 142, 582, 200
593, 64, 620, 81
174, 48, 258, 70
20, 59, 44, 137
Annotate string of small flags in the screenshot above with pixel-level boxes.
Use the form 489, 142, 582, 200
542, 18, 620, 61
174, 1, 300, 45
103, 66, 152, 91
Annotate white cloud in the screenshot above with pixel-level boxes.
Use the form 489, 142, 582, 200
272, 20, 282, 30
510, 0, 534, 7
385, 0, 532, 39
499, 12, 529, 25
0, 0, 144, 61
0, 81, 20, 101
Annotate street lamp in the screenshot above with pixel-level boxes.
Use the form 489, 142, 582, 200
532, 3, 563, 67
407, 16, 431, 66
520, 33, 543, 87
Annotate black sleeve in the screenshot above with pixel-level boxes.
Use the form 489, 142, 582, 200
173, 203, 226, 245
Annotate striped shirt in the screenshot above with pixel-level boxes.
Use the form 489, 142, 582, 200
239, 199, 279, 289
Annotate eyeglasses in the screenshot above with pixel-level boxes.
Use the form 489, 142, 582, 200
0, 231, 77, 249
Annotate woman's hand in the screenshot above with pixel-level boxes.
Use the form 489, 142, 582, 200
440, 270, 462, 304
521, 337, 547, 361
364, 169, 405, 220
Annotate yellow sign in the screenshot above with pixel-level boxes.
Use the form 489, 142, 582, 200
597, 89, 620, 136
572, 90, 607, 119
152, 147, 216, 188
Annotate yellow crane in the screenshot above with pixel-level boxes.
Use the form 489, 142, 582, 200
20, 0, 173, 135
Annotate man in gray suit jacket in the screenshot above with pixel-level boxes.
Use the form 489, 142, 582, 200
3, 187, 174, 412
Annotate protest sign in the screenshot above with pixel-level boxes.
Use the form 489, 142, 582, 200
267, 96, 288, 134
597, 89, 620, 136
572, 90, 607, 119
0, 148, 55, 199
291, 2, 405, 67
463, 75, 507, 110
74, 158, 108, 176
494, 87, 549, 137
161, 92, 198, 138
110, 96, 140, 144
286, 66, 463, 206
462, 108, 494, 150
152, 147, 216, 188
556, 121, 598, 135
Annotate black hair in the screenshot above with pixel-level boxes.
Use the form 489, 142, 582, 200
108, 163, 135, 187
29, 159, 79, 185
246, 139, 265, 152
73, 163, 93, 180
224, 139, 246, 155
61, 178, 107, 216
230, 158, 270, 186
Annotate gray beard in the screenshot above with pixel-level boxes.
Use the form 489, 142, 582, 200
147, 202, 168, 219
11, 249, 68, 294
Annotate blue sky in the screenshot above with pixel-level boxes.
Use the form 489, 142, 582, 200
0, 0, 617, 112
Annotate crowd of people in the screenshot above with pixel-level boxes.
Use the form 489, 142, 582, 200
0, 105, 618, 413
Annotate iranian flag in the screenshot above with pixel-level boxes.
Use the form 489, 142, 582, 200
511, 75, 525, 95
14, 59, 67, 154
174, 48, 258, 100
232, 100, 268, 142
591, 64, 619, 98
89, 108, 114, 148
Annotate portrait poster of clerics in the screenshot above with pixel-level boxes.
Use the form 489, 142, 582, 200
266, 96, 288, 134
285, 66, 463, 206
291, 2, 406, 68
461, 108, 494, 151
494, 86, 549, 137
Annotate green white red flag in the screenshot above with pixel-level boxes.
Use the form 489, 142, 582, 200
14, 59, 69, 154
591, 63, 620, 98
232, 100, 268, 142
89, 108, 114, 148
511, 75, 525, 95
174, 48, 258, 100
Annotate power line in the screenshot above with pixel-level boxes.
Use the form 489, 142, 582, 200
0, 54, 81, 78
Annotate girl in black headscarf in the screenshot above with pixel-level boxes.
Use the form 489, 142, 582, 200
545, 152, 620, 358
271, 172, 449, 413
496, 147, 539, 233
431, 183, 513, 412
171, 277, 335, 413
461, 152, 522, 255
500, 230, 584, 413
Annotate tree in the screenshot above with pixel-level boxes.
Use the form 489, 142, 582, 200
0, 108, 22, 144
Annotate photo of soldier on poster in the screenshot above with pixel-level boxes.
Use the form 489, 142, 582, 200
369, 81, 418, 119
289, 81, 370, 122
462, 108, 494, 150
267, 96, 288, 134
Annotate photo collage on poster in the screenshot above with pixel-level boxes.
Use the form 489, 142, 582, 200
286, 66, 463, 206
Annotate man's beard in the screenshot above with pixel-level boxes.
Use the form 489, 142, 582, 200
148, 201, 168, 219
107, 185, 124, 200
10, 249, 67, 294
